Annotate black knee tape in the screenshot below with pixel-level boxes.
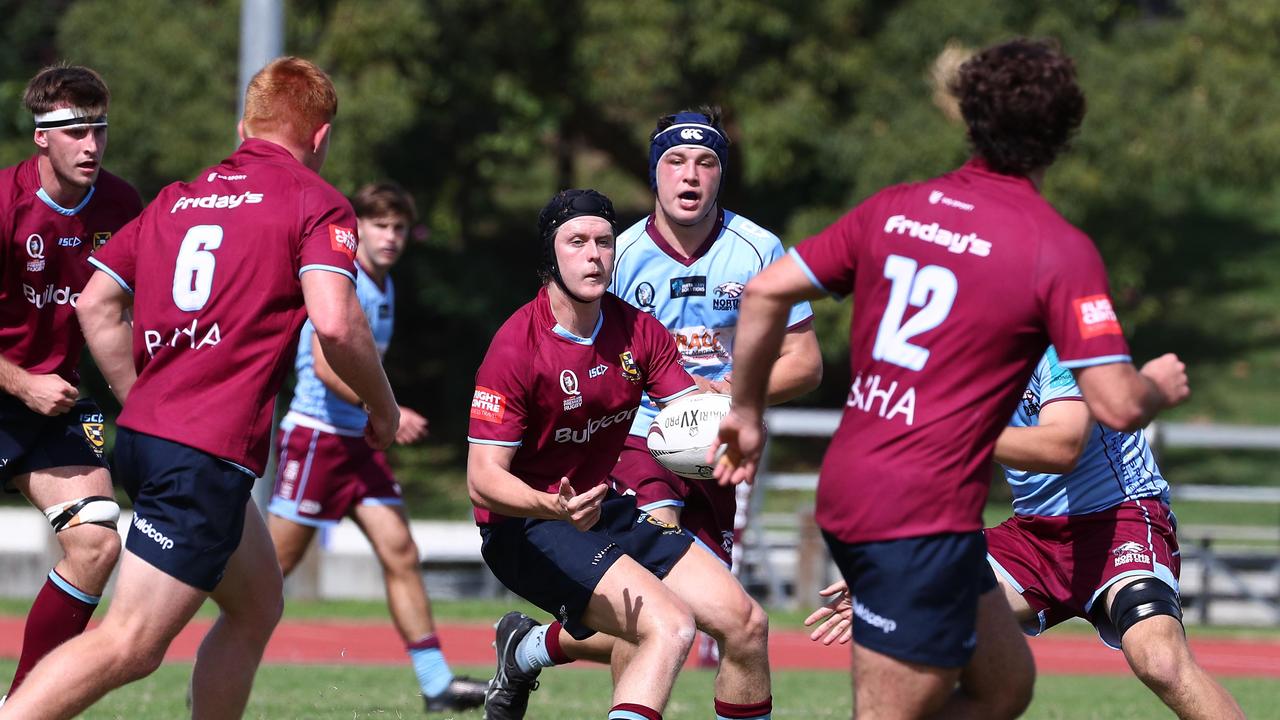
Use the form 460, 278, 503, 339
1109, 577, 1182, 639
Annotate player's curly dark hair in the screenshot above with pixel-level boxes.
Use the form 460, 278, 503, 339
950, 38, 1085, 176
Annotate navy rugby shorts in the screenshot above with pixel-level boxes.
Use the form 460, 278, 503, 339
824, 530, 997, 668
114, 428, 255, 592
0, 395, 109, 490
480, 490, 692, 640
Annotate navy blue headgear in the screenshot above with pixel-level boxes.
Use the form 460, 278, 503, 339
537, 189, 617, 304
648, 111, 729, 191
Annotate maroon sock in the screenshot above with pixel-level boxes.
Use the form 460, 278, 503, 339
609, 703, 662, 720
9, 571, 99, 693
715, 696, 773, 719
545, 621, 575, 665
406, 633, 441, 652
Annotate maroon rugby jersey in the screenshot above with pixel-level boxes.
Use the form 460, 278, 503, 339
468, 287, 696, 525
792, 159, 1131, 544
90, 139, 358, 475
0, 156, 141, 383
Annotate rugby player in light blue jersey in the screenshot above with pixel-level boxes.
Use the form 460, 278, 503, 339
808, 347, 1243, 720
484, 108, 821, 720
267, 183, 486, 713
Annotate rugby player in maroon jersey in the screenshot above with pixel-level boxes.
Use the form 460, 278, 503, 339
714, 39, 1189, 719
0, 65, 141, 706
0, 58, 399, 720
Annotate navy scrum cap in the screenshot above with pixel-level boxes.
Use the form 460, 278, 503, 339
648, 111, 729, 190
537, 189, 617, 302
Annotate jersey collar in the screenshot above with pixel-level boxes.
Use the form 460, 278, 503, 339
644, 208, 725, 267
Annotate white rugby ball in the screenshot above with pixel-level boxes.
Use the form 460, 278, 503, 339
647, 393, 732, 480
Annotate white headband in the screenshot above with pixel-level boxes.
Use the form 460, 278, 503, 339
34, 107, 108, 131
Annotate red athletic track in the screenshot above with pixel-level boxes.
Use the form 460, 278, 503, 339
2, 617, 1278, 677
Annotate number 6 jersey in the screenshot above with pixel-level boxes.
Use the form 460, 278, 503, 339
791, 159, 1131, 544
90, 138, 358, 475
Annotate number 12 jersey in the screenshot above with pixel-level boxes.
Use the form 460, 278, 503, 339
791, 159, 1131, 544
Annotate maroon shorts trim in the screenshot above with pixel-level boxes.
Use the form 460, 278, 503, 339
984, 498, 1180, 648
610, 434, 738, 565
268, 420, 400, 527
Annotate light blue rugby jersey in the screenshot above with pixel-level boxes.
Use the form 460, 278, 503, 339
1005, 346, 1169, 517
612, 209, 814, 436
288, 264, 394, 431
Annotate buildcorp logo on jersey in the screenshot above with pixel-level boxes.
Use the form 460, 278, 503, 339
555, 408, 638, 443
132, 514, 175, 550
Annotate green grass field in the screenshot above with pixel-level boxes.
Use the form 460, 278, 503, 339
2, 659, 1275, 720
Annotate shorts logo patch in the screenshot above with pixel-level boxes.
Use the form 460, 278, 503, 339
640, 513, 681, 534
618, 351, 641, 383
590, 542, 618, 566
851, 595, 898, 634
1112, 540, 1151, 567
300, 500, 322, 515
328, 224, 357, 260
1074, 295, 1122, 339
81, 422, 106, 455
471, 386, 507, 423
132, 515, 175, 550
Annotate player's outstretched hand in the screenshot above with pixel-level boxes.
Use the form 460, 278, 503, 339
558, 478, 606, 531
20, 373, 77, 416
395, 406, 429, 445
365, 405, 400, 450
804, 580, 853, 646
708, 408, 763, 487
1140, 353, 1190, 409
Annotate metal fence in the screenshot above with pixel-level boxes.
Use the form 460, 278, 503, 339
740, 409, 1280, 623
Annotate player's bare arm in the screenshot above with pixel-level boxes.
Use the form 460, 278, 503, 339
713, 255, 825, 486
76, 270, 138, 405
466, 442, 605, 524
993, 398, 1091, 474
0, 354, 76, 416
764, 324, 822, 405
310, 330, 431, 446
1073, 353, 1189, 432
300, 269, 399, 448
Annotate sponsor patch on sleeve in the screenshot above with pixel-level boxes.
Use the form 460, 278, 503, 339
1073, 294, 1122, 339
328, 224, 357, 260
470, 386, 507, 423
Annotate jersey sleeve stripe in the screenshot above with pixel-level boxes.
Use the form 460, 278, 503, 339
786, 314, 816, 331
299, 264, 357, 283
787, 247, 837, 298
639, 498, 686, 512
653, 385, 698, 404
87, 256, 133, 295
467, 437, 522, 447
1057, 354, 1133, 369
1040, 396, 1084, 408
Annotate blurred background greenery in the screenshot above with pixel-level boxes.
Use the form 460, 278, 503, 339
2, 0, 1278, 517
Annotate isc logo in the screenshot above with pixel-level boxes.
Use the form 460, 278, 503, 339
679, 128, 704, 141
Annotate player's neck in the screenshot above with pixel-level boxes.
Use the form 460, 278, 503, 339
653, 204, 719, 258
547, 283, 601, 338
356, 256, 388, 288
35, 156, 90, 208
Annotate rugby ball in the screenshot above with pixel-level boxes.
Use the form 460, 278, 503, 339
647, 393, 733, 480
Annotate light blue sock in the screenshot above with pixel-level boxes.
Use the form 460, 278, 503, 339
514, 623, 554, 674
408, 642, 454, 698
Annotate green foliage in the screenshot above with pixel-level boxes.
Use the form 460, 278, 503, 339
5, 0, 1279, 502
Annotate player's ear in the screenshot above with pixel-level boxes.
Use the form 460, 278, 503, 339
32, 129, 49, 150
311, 122, 332, 155
236, 120, 247, 142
